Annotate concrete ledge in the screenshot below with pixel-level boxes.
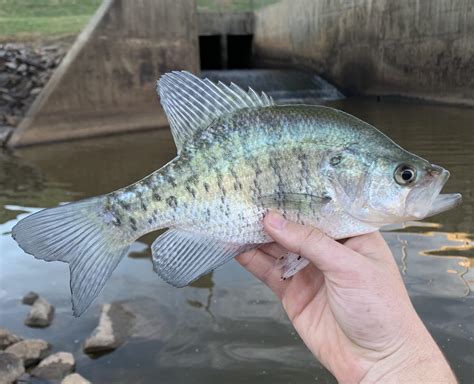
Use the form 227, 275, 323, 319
9, 0, 199, 147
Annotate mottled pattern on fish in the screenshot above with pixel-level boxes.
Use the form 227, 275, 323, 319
12, 71, 461, 316
102, 105, 391, 243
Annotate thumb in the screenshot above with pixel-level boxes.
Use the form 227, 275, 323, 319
263, 212, 363, 273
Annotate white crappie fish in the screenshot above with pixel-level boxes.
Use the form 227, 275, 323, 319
12, 71, 462, 316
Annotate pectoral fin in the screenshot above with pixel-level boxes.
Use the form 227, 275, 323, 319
276, 252, 311, 280
151, 229, 253, 287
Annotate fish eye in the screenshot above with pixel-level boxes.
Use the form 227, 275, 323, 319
394, 164, 417, 185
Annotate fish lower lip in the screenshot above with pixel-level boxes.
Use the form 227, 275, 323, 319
426, 193, 462, 217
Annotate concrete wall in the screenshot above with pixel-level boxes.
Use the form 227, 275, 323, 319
253, 0, 474, 105
198, 11, 253, 36
9, 0, 199, 147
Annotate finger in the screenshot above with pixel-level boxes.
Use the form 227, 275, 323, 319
235, 248, 287, 298
263, 212, 363, 273
344, 231, 393, 262
258, 242, 288, 260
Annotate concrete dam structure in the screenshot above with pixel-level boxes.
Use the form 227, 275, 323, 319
7, 0, 473, 147
9, 0, 199, 147
252, 0, 474, 105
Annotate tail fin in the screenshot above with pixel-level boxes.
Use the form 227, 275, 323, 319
12, 197, 130, 317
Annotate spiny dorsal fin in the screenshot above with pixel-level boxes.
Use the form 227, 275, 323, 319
157, 71, 274, 152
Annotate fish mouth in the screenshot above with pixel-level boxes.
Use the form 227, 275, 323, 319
426, 193, 462, 217
424, 166, 462, 217
406, 165, 461, 219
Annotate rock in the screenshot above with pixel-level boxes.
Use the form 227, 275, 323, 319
25, 297, 55, 328
5, 114, 20, 126
43, 45, 59, 52
0, 73, 10, 87
30, 87, 42, 96
83, 303, 134, 355
1, 93, 15, 102
5, 62, 17, 70
0, 328, 22, 350
31, 352, 75, 381
16, 373, 53, 384
61, 373, 91, 384
5, 339, 50, 367
21, 375, 48, 384
16, 63, 27, 73
0, 352, 25, 384
22, 291, 39, 305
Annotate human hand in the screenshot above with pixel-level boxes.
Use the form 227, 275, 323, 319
236, 212, 456, 383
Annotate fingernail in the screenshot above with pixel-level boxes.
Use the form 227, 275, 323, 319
267, 212, 287, 230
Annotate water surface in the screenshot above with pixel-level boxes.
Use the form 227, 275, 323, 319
0, 98, 473, 383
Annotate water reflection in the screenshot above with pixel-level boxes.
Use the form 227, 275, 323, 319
0, 153, 74, 223
383, 230, 471, 296
0, 98, 473, 383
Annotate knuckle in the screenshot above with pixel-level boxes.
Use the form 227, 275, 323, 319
297, 227, 324, 255
299, 227, 325, 255
306, 227, 325, 246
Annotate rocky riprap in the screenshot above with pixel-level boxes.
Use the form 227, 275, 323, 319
0, 352, 25, 384
0, 298, 142, 382
62, 373, 92, 384
4, 339, 51, 367
31, 351, 75, 381
22, 292, 39, 306
83, 303, 135, 355
0, 328, 22, 350
0, 41, 68, 145
0, 328, 91, 384
23, 294, 55, 328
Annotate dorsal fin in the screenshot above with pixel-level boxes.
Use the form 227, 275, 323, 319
156, 71, 274, 152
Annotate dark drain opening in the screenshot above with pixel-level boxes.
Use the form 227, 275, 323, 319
199, 34, 253, 70
199, 35, 222, 70
227, 34, 253, 69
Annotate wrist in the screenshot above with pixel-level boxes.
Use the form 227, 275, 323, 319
360, 320, 456, 384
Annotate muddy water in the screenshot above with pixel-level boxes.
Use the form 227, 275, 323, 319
0, 99, 473, 383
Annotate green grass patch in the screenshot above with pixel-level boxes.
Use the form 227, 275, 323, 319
0, 0, 102, 39
0, 0, 279, 39
197, 0, 278, 12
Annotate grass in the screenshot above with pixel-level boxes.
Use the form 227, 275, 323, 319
197, 0, 278, 12
0, 0, 102, 40
0, 0, 279, 40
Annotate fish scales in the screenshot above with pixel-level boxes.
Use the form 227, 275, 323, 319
11, 71, 462, 316
107, 106, 335, 244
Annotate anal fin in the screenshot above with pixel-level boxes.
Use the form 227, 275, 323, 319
151, 229, 252, 287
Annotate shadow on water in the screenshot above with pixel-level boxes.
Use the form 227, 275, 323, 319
0, 83, 473, 382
